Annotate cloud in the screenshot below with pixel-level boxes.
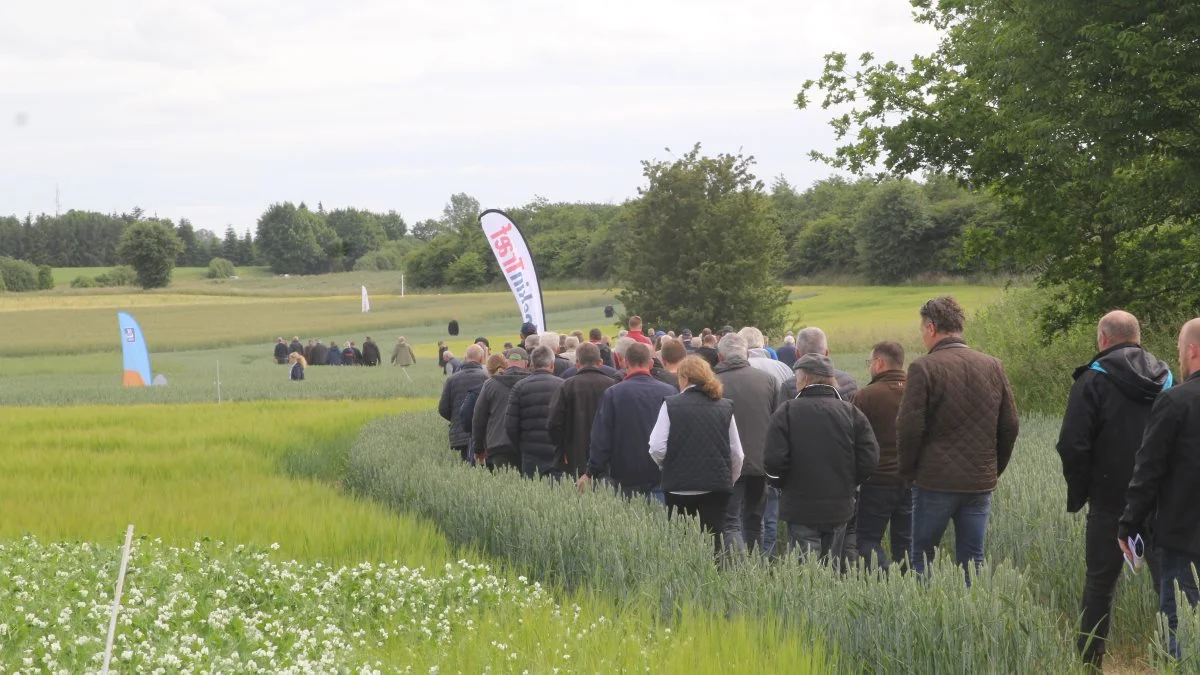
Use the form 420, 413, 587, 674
0, 0, 939, 231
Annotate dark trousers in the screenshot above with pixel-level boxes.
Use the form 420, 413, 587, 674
521, 454, 561, 480
1079, 508, 1161, 665
1160, 547, 1200, 661
666, 492, 731, 557
855, 482, 913, 570
911, 487, 991, 578
452, 445, 471, 463
723, 475, 767, 552
487, 453, 520, 473
786, 521, 848, 565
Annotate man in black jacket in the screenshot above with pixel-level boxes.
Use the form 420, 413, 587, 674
361, 337, 382, 366
274, 337, 289, 364
765, 354, 878, 563
506, 346, 565, 479
1057, 311, 1172, 667
472, 348, 531, 472
439, 344, 488, 463
289, 336, 303, 355
548, 343, 616, 477
1120, 317, 1200, 660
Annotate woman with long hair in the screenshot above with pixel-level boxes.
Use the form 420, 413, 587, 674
648, 355, 743, 555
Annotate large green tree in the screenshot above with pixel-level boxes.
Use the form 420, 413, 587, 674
117, 220, 184, 289
326, 208, 386, 265
255, 203, 339, 275
617, 145, 790, 333
798, 0, 1200, 333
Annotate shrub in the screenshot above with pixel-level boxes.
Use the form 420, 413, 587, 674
36, 265, 54, 290
206, 257, 236, 279
0, 256, 40, 292
69, 275, 96, 289
94, 265, 138, 287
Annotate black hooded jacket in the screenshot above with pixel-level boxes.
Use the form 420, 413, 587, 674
1056, 342, 1173, 514
472, 367, 531, 459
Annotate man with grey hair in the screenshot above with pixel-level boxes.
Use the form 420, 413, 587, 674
612, 336, 637, 375
796, 327, 859, 399
507, 345, 566, 478
766, 353, 879, 563
716, 332, 781, 552
739, 327, 794, 386
524, 334, 541, 351
439, 344, 488, 463
539, 331, 571, 377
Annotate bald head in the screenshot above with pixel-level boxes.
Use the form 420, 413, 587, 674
1180, 318, 1200, 379
464, 344, 486, 363
1098, 311, 1141, 350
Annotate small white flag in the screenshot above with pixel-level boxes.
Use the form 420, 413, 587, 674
361, 285, 370, 313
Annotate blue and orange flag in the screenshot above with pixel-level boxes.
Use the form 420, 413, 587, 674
117, 311, 152, 387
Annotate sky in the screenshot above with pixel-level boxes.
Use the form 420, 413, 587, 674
0, 1, 940, 234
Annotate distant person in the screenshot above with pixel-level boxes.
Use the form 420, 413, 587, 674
341, 342, 357, 366
506, 346, 566, 478
520, 322, 538, 343
548, 343, 616, 477
310, 340, 328, 367
288, 352, 307, 381
715, 332, 780, 552
274, 337, 289, 364
626, 316, 653, 346
442, 350, 461, 376
897, 296, 1019, 576
304, 339, 315, 364
765, 354, 879, 563
696, 334, 719, 368
503, 342, 514, 351
649, 355, 744, 557
1058, 311, 1170, 667
651, 338, 685, 390
740, 327, 793, 386
448, 318, 460, 336
560, 336, 580, 365
590, 328, 615, 369
289, 336, 303, 355
1120, 317, 1200, 661
437, 341, 448, 372
459, 353, 510, 463
852, 341, 912, 571
578, 343, 676, 501
391, 337, 416, 367
361, 336, 382, 366
326, 341, 344, 366
680, 329, 695, 353
439, 344, 488, 463
472, 348, 531, 471
777, 335, 798, 368
474, 337, 491, 356
604, 304, 614, 319
539, 332, 571, 377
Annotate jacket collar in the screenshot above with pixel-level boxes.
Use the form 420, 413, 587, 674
1188, 371, 1200, 383
458, 361, 483, 371
929, 336, 968, 354
797, 384, 842, 399
623, 369, 653, 381
868, 369, 906, 385
1089, 342, 1141, 363
714, 356, 750, 373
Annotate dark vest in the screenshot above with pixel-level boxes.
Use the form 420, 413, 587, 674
661, 389, 734, 493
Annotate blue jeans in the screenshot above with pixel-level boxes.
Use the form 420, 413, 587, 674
1160, 547, 1200, 661
910, 487, 992, 577
762, 487, 780, 556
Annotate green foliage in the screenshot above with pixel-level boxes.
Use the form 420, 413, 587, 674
410, 218, 447, 242
446, 250, 488, 288
206, 256, 237, 279
326, 208, 387, 265
798, 1, 1200, 334
69, 275, 96, 289
855, 179, 940, 283
36, 265, 53, 290
793, 215, 858, 276
93, 265, 137, 287
255, 202, 339, 275
404, 234, 460, 287
0, 256, 40, 292
117, 221, 184, 289
617, 145, 790, 333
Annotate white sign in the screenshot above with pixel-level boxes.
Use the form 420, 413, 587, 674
479, 209, 546, 333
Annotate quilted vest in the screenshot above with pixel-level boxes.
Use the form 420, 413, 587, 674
661, 389, 734, 493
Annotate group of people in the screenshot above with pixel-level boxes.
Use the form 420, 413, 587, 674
273, 335, 385, 380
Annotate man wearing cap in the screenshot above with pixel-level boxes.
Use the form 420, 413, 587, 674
472, 347, 532, 472
765, 353, 879, 563
439, 344, 488, 463
680, 329, 695, 353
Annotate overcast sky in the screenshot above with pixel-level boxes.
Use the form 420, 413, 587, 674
0, 1, 939, 234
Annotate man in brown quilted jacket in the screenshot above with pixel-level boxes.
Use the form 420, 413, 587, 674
897, 296, 1019, 577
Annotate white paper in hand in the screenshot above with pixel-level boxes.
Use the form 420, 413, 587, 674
1124, 534, 1146, 574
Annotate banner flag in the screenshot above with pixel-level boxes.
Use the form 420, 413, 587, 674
117, 311, 152, 387
479, 209, 547, 333
361, 285, 370, 313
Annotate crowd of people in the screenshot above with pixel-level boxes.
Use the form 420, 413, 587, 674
273, 335, 388, 380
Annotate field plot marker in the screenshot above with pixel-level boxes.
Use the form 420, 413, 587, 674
101, 524, 135, 675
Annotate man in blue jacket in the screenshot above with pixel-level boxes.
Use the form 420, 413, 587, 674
577, 342, 675, 502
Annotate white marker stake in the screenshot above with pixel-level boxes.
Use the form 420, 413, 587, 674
102, 525, 135, 675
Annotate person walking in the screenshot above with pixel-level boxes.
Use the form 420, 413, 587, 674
765, 354, 878, 564
506, 346, 566, 479
649, 356, 744, 557
442, 350, 462, 376
472, 348, 531, 472
777, 335, 798, 368
651, 338, 685, 390
578, 343, 676, 501
326, 341, 344, 366
289, 336, 303, 355
391, 337, 416, 367
309, 340, 328, 367
288, 351, 307, 381
852, 341, 912, 570
739, 327, 794, 386
439, 344, 489, 463
1056, 311, 1172, 667
1119, 317, 1200, 661
589, 328, 616, 369
548, 343, 616, 477
696, 333, 720, 368
714, 332, 781, 552
898, 296, 1019, 577
626, 316, 653, 346
274, 337, 289, 364
361, 336, 382, 366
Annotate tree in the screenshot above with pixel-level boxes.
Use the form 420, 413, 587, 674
798, 0, 1200, 334
207, 257, 236, 279
854, 180, 938, 283
116, 221, 184, 289
446, 251, 488, 288
411, 218, 446, 242
222, 226, 242, 265
617, 145, 790, 333
326, 208, 386, 264
378, 210, 407, 240
255, 203, 339, 274
175, 219, 198, 266
36, 264, 53, 290
442, 193, 481, 236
